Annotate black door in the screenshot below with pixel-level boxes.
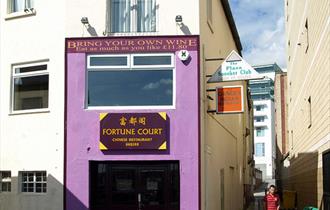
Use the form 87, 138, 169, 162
323, 151, 330, 210
90, 161, 180, 210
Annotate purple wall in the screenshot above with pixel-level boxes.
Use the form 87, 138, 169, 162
65, 36, 200, 210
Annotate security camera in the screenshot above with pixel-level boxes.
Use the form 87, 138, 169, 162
81, 17, 89, 25
175, 15, 183, 24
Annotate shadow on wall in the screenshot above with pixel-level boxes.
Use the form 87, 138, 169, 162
0, 174, 88, 210
280, 151, 318, 209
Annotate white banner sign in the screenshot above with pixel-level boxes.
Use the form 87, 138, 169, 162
208, 50, 264, 82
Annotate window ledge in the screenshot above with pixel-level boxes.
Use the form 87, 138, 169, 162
9, 108, 50, 116
107, 32, 159, 36
5, 9, 36, 20
20, 192, 47, 195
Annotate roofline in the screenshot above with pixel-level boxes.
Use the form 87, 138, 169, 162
253, 63, 284, 73
220, 0, 243, 55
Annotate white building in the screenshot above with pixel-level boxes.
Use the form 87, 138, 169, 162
249, 64, 282, 181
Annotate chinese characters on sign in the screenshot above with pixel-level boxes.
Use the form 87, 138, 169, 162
100, 113, 168, 150
216, 86, 244, 113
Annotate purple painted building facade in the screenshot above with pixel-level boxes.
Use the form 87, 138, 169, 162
65, 36, 200, 210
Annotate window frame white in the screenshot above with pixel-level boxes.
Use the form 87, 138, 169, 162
20, 171, 47, 194
131, 53, 174, 69
256, 127, 265, 137
87, 54, 130, 69
86, 53, 176, 110
11, 61, 50, 114
255, 143, 265, 157
0, 171, 11, 193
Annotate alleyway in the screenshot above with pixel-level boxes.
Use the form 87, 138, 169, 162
248, 181, 275, 210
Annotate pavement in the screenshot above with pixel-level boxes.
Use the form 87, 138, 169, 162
248, 180, 275, 210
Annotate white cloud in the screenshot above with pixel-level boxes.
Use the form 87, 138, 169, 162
142, 79, 173, 90
229, 0, 287, 68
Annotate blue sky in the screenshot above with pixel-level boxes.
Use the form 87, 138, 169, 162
229, 0, 287, 69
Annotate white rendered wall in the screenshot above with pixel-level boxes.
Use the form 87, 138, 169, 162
65, 0, 200, 37
0, 0, 66, 209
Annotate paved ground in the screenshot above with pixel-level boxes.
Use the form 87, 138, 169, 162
248, 181, 275, 210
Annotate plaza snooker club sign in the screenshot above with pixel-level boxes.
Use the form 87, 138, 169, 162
99, 113, 169, 151
208, 50, 264, 82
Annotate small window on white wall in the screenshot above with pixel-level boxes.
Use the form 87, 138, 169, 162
11, 62, 49, 112
255, 143, 265, 157
21, 171, 47, 193
8, 0, 33, 13
0, 171, 11, 192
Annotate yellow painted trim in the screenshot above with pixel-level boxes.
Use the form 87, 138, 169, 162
99, 142, 108, 150
158, 141, 167, 150
158, 112, 167, 120
99, 113, 108, 121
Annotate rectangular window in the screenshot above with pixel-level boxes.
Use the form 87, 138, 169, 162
0, 171, 11, 192
255, 105, 264, 111
110, 0, 157, 33
8, 0, 33, 13
21, 171, 47, 193
87, 54, 174, 108
255, 143, 265, 157
12, 62, 49, 112
255, 116, 265, 122
256, 128, 265, 137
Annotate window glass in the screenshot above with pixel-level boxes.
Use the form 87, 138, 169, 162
21, 171, 46, 193
15, 65, 47, 74
256, 128, 265, 137
136, 0, 157, 32
88, 70, 173, 106
87, 54, 174, 107
9, 0, 33, 13
255, 116, 265, 122
0, 171, 11, 192
13, 75, 49, 111
255, 143, 265, 157
89, 56, 128, 67
133, 55, 172, 66
110, 0, 157, 33
111, 0, 131, 33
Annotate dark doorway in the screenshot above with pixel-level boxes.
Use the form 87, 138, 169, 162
323, 151, 330, 209
90, 161, 180, 210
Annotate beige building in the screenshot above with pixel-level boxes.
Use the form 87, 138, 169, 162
200, 1, 255, 210
284, 0, 330, 209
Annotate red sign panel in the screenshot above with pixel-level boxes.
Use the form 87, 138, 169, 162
99, 112, 168, 151
66, 36, 199, 53
216, 86, 244, 113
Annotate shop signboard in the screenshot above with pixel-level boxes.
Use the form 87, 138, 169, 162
216, 86, 244, 113
99, 112, 168, 150
208, 50, 264, 82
